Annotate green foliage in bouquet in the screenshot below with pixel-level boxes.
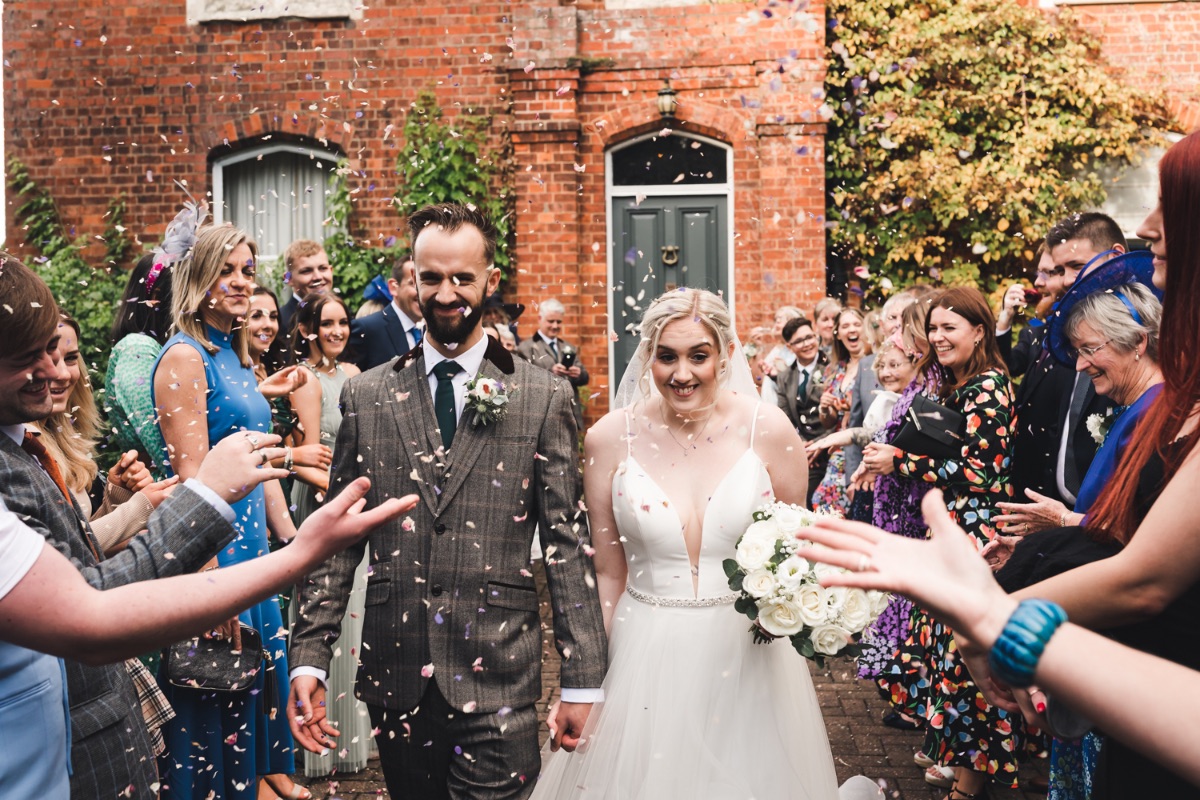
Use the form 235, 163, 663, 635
824, 0, 1169, 301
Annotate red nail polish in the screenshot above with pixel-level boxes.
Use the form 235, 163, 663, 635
1035, 702, 1046, 713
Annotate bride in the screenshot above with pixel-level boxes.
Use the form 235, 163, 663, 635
533, 289, 881, 799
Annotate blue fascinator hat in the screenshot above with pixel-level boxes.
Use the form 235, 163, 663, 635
1046, 249, 1163, 367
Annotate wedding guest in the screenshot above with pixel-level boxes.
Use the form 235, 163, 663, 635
813, 297, 843, 356
844, 291, 922, 521
106, 254, 176, 479
774, 316, 830, 494
246, 287, 330, 475
152, 224, 299, 799
990, 267, 1162, 800
356, 274, 393, 320
1009, 213, 1125, 509
862, 287, 1021, 798
743, 326, 771, 393
846, 302, 932, 729
978, 131, 1200, 799
279, 239, 334, 332
33, 315, 180, 758
516, 297, 590, 430
0, 452, 414, 799
812, 307, 869, 515
350, 253, 425, 371
797, 490, 1200, 793
758, 305, 803, 406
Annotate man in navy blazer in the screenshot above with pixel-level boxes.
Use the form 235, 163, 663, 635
350, 253, 425, 370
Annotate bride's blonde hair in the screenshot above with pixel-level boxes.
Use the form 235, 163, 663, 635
634, 288, 734, 386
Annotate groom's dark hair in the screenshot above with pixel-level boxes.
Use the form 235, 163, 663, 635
407, 203, 499, 266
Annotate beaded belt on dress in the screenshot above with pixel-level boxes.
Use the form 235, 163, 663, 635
625, 585, 740, 608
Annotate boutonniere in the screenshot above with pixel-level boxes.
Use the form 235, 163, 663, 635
1085, 406, 1126, 445
464, 376, 514, 427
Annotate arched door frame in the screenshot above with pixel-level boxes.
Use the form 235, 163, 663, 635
604, 130, 735, 402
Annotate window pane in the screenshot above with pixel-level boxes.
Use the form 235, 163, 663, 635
612, 135, 727, 186
221, 150, 334, 260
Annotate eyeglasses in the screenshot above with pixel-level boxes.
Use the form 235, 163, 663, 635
788, 334, 818, 347
1035, 266, 1066, 280
1070, 340, 1112, 361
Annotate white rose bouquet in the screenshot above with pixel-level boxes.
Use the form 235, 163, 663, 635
723, 501, 888, 666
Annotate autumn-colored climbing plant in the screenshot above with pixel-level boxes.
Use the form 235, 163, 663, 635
824, 0, 1169, 298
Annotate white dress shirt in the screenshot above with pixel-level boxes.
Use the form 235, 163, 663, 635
390, 299, 423, 350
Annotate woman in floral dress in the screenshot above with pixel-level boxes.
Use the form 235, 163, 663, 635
860, 287, 1023, 800
812, 308, 869, 515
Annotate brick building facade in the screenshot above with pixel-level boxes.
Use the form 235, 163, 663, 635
2, 0, 830, 420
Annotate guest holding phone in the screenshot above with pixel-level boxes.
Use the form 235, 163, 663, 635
516, 297, 590, 430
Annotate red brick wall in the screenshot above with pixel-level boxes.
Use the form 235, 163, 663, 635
1063, 2, 1200, 131
4, 0, 827, 421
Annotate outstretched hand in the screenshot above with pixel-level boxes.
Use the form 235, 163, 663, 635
795, 489, 1016, 640
196, 431, 290, 506
291, 477, 419, 562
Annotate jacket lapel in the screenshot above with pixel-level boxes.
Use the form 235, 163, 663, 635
382, 305, 410, 355
436, 339, 517, 512
386, 352, 442, 511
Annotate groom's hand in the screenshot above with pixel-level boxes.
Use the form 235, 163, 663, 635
551, 701, 592, 752
287, 676, 341, 753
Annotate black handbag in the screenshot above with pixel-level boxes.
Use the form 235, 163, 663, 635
163, 624, 277, 706
892, 393, 967, 460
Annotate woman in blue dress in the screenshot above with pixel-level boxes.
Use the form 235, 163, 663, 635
152, 224, 300, 799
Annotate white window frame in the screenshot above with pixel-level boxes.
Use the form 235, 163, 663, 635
187, 0, 361, 24
604, 131, 735, 403
211, 142, 341, 269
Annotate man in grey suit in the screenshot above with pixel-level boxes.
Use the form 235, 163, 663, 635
775, 317, 832, 499
0, 255, 284, 800
288, 204, 608, 799
515, 297, 589, 430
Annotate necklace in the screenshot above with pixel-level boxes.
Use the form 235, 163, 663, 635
660, 401, 714, 454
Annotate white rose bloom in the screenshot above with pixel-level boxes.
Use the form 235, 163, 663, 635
837, 588, 873, 632
867, 590, 890, 616
735, 535, 776, 572
811, 624, 851, 656
811, 561, 844, 582
758, 598, 806, 637
775, 555, 811, 591
771, 505, 811, 536
796, 583, 830, 627
824, 586, 847, 620
743, 518, 783, 546
742, 568, 778, 599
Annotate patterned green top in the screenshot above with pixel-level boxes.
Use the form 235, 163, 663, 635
104, 333, 170, 480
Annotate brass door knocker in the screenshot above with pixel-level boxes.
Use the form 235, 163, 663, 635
660, 245, 680, 266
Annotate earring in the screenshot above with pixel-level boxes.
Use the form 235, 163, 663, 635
974, 340, 981, 348
1136, 351, 1141, 361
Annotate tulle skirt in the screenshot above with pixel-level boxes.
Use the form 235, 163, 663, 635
532, 590, 882, 800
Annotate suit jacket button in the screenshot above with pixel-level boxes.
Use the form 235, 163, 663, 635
431, 584, 444, 596
435, 523, 447, 534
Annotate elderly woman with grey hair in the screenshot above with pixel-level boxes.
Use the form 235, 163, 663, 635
993, 280, 1163, 539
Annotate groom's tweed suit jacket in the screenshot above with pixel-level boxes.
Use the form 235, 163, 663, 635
290, 337, 608, 713
0, 433, 236, 800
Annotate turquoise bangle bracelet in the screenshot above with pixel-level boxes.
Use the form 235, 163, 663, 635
988, 599, 1068, 688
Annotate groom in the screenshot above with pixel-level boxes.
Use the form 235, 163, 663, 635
288, 203, 608, 799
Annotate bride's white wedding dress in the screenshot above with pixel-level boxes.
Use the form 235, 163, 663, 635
533, 413, 882, 799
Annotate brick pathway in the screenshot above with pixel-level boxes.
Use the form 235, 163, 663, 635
291, 566, 1048, 799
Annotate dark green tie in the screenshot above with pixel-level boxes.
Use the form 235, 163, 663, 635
432, 360, 463, 450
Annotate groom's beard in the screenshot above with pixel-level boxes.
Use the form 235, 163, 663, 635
421, 299, 484, 347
